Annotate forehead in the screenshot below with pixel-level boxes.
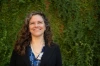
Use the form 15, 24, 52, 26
30, 15, 44, 22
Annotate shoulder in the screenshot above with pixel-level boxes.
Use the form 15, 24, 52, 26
11, 49, 20, 57
12, 49, 18, 55
50, 42, 60, 50
51, 42, 60, 47
11, 49, 24, 57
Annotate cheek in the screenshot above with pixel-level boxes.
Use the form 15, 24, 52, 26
43, 25, 46, 30
29, 24, 33, 28
40, 24, 46, 29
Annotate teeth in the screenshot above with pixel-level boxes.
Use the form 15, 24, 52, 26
34, 29, 40, 30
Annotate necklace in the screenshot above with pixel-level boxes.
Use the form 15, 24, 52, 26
30, 43, 45, 55
33, 49, 41, 54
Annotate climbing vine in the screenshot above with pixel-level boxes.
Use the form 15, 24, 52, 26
0, 0, 100, 66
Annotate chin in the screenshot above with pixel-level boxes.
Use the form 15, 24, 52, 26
32, 34, 44, 37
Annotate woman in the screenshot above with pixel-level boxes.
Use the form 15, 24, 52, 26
10, 11, 62, 66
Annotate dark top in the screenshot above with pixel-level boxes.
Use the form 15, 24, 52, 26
10, 43, 62, 66
28, 45, 45, 66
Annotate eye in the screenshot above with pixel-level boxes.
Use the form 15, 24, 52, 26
30, 22, 35, 25
38, 21, 43, 24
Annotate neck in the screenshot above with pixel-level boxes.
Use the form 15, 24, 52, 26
31, 35, 45, 46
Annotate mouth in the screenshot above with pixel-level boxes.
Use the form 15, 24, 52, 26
33, 28, 41, 31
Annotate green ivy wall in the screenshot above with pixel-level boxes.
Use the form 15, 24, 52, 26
0, 0, 100, 66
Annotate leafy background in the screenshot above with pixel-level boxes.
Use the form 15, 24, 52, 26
0, 0, 100, 66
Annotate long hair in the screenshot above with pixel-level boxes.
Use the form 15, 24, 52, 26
14, 11, 53, 55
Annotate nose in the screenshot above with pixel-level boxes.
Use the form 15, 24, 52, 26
34, 23, 39, 27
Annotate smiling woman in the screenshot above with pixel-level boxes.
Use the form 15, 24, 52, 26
29, 15, 46, 37
10, 11, 62, 66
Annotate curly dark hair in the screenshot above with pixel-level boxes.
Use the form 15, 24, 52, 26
14, 11, 53, 55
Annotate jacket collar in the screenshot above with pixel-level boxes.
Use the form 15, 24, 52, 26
22, 44, 55, 66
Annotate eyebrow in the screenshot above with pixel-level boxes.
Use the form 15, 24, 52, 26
30, 20, 44, 23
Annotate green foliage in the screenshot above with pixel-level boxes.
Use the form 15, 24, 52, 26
49, 0, 100, 66
0, 0, 100, 66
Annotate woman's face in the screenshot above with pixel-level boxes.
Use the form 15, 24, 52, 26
29, 15, 46, 37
